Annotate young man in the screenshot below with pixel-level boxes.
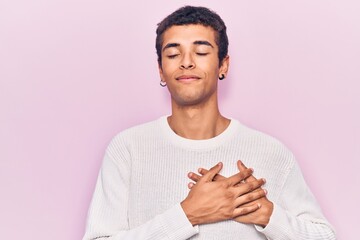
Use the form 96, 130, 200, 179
83, 6, 336, 240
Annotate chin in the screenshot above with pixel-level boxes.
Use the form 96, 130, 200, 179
172, 95, 208, 107
170, 88, 215, 107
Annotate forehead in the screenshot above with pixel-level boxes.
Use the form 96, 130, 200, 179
162, 24, 217, 48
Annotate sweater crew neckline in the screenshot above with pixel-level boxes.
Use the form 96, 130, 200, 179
158, 115, 240, 150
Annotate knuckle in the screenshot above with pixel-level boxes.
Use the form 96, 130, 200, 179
255, 192, 263, 199
241, 195, 249, 202
238, 208, 245, 215
260, 189, 266, 197
225, 190, 234, 199
256, 179, 264, 187
219, 181, 226, 188
238, 172, 245, 179
245, 194, 254, 202
222, 180, 231, 188
252, 180, 261, 189
225, 210, 233, 218
245, 183, 253, 191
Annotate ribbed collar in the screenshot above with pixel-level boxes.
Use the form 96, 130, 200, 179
158, 115, 240, 150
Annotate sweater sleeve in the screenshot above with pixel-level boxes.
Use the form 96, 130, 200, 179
255, 160, 336, 240
82, 139, 198, 240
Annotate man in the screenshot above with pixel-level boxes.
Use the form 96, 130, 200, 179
83, 6, 336, 239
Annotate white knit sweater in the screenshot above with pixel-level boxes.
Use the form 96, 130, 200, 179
83, 116, 336, 240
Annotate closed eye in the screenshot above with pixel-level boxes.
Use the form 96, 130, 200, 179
196, 53, 209, 56
167, 54, 179, 59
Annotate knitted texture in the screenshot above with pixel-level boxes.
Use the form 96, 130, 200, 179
83, 116, 336, 240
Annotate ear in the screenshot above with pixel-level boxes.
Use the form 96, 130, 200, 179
158, 63, 165, 82
219, 55, 230, 76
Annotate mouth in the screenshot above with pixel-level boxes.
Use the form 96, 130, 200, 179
175, 75, 201, 82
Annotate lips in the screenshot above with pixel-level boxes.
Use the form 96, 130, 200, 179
175, 75, 201, 82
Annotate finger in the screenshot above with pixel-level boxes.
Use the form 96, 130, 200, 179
232, 203, 261, 217
187, 172, 201, 182
188, 182, 195, 189
200, 162, 223, 182
227, 168, 253, 186
235, 178, 266, 196
198, 168, 226, 181
237, 160, 257, 182
234, 188, 267, 206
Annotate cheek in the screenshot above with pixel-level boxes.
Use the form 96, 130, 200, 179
198, 54, 219, 67
198, 59, 220, 76
161, 61, 179, 77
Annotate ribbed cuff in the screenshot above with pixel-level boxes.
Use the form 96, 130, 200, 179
255, 203, 291, 239
160, 203, 199, 240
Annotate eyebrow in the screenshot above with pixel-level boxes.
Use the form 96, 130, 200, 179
162, 43, 180, 52
193, 40, 214, 48
162, 40, 214, 52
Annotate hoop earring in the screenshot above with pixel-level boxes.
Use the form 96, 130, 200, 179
160, 80, 167, 87
219, 74, 225, 80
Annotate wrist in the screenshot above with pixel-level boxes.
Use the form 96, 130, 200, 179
259, 201, 274, 227
180, 199, 200, 226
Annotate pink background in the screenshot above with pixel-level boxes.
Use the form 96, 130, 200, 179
1, 0, 359, 239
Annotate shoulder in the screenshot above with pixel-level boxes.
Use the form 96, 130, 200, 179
115, 118, 161, 140
105, 117, 163, 159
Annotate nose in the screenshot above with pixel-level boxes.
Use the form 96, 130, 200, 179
180, 53, 195, 69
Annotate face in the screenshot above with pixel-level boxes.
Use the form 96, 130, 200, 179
159, 24, 229, 107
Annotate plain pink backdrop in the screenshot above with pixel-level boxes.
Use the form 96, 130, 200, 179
1, 0, 359, 239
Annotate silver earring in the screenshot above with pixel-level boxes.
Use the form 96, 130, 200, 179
160, 80, 167, 87
219, 74, 225, 80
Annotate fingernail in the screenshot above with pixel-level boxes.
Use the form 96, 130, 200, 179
250, 168, 254, 172
218, 162, 222, 166
198, 168, 202, 173
264, 189, 268, 195
262, 178, 266, 183
188, 172, 192, 177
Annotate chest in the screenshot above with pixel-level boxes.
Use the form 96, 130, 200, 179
126, 145, 289, 230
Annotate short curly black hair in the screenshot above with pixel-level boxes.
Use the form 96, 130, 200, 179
156, 6, 228, 67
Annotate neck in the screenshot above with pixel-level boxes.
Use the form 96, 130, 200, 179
168, 96, 230, 140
